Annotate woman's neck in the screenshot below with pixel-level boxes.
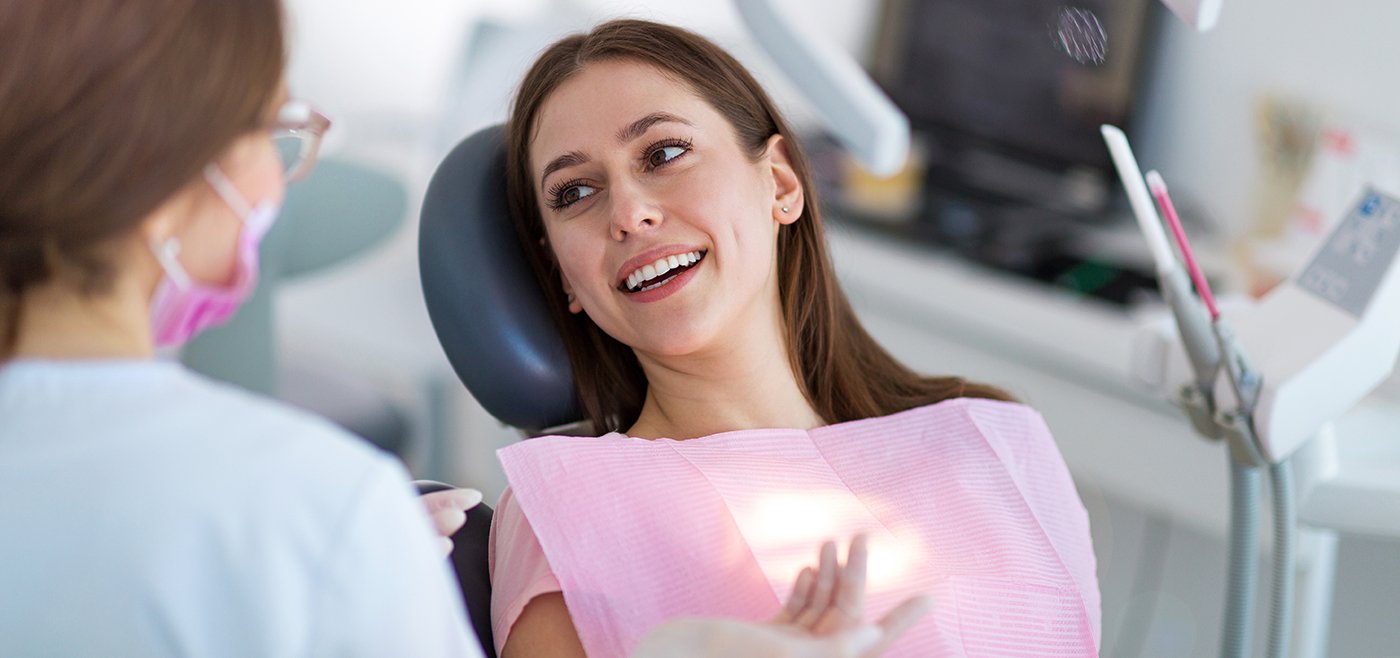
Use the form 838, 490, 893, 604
11, 277, 154, 360
627, 299, 823, 440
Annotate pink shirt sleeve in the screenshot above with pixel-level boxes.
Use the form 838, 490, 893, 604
488, 487, 561, 656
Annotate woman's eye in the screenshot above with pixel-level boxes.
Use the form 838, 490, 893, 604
647, 144, 687, 169
554, 183, 597, 208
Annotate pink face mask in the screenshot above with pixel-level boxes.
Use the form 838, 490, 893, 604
148, 165, 280, 348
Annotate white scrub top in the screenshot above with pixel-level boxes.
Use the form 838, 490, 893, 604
0, 359, 484, 657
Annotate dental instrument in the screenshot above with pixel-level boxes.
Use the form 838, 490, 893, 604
1108, 124, 1400, 658
1103, 126, 1224, 437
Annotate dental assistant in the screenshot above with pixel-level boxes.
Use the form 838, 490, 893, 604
0, 1, 481, 655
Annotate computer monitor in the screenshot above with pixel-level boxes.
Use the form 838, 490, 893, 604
870, 0, 1159, 215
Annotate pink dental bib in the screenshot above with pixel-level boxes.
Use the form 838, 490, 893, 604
495, 398, 1100, 657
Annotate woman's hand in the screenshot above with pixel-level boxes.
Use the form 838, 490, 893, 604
417, 486, 483, 556
770, 534, 934, 656
631, 535, 934, 657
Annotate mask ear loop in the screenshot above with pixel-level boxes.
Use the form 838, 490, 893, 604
148, 236, 192, 290
203, 164, 253, 220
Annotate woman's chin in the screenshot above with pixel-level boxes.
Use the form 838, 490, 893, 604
624, 325, 725, 360
610, 297, 773, 362
632, 337, 713, 360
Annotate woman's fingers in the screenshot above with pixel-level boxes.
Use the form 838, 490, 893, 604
430, 506, 468, 540
421, 487, 483, 515
421, 488, 482, 533
774, 567, 817, 624
779, 534, 927, 647
793, 540, 840, 628
420, 488, 483, 553
813, 534, 868, 634
765, 535, 937, 657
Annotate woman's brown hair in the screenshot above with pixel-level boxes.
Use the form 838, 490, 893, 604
0, 0, 286, 354
507, 19, 1014, 433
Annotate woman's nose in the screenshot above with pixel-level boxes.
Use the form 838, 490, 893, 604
608, 180, 662, 241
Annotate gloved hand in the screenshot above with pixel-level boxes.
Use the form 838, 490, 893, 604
631, 534, 934, 657
415, 482, 483, 556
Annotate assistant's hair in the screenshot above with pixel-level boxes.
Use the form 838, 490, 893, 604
506, 19, 1014, 432
0, 0, 286, 355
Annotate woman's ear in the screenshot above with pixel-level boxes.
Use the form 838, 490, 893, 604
560, 272, 583, 314
138, 210, 177, 247
137, 181, 202, 247
765, 134, 804, 225
542, 235, 583, 314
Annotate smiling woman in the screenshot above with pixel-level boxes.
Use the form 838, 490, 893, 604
526, 57, 802, 369
489, 18, 1101, 658
506, 22, 1015, 436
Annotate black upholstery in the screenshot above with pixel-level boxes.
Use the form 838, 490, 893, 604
418, 125, 581, 432
449, 502, 496, 657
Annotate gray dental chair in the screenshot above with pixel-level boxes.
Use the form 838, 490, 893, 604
420, 125, 579, 432
418, 125, 582, 657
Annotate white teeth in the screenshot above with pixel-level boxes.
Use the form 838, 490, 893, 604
623, 250, 705, 291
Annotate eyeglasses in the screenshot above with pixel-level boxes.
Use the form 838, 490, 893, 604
271, 100, 331, 183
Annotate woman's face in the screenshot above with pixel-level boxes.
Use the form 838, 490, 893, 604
173, 89, 288, 286
530, 59, 802, 358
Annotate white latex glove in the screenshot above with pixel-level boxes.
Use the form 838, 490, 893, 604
418, 486, 483, 556
631, 535, 935, 658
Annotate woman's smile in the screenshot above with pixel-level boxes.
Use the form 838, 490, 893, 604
619, 249, 706, 293
619, 250, 707, 303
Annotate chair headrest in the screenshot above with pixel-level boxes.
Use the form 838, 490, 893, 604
419, 125, 580, 431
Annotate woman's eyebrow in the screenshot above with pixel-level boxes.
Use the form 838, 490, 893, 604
539, 112, 694, 188
540, 151, 588, 188
616, 111, 692, 143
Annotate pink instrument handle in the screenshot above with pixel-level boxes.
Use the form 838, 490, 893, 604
1148, 173, 1220, 320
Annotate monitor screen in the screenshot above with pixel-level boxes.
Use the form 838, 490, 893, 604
870, 0, 1158, 208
